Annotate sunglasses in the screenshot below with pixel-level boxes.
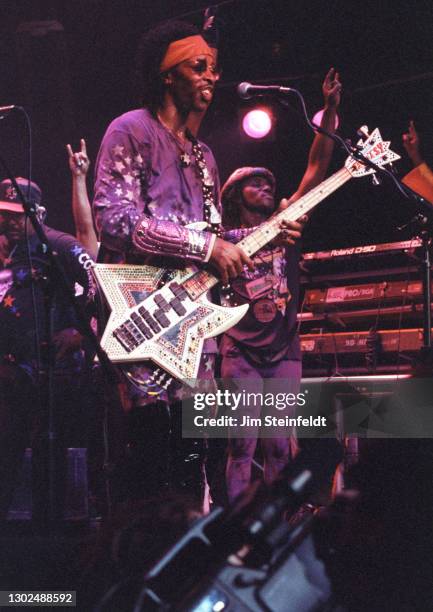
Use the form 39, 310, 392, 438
186, 58, 222, 79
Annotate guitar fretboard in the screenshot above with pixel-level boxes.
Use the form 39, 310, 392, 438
184, 166, 352, 300
184, 268, 218, 300
238, 167, 351, 256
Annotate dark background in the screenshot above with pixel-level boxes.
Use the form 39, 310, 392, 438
0, 0, 432, 250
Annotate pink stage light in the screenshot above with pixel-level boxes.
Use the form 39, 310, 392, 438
312, 108, 339, 130
242, 109, 272, 139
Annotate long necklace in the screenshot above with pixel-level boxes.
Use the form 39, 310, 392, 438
157, 114, 221, 236
186, 130, 221, 235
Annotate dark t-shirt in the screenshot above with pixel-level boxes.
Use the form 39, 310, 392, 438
0, 226, 93, 378
221, 232, 301, 364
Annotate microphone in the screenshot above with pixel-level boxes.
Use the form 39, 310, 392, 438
0, 105, 17, 119
237, 82, 295, 99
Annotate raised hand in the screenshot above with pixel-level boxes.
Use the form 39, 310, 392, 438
322, 67, 342, 109
66, 138, 90, 176
402, 120, 423, 167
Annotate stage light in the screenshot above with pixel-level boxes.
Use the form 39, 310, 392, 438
312, 108, 339, 130
242, 108, 272, 139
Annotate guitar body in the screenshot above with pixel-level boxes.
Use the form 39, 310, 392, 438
93, 263, 248, 382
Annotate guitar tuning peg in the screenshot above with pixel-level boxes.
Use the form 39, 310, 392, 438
345, 138, 362, 152
148, 368, 160, 382
162, 377, 173, 390
156, 374, 165, 386
357, 125, 370, 138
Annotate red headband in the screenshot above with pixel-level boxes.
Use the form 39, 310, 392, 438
160, 35, 215, 72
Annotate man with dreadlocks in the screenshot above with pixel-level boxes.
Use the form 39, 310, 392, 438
220, 69, 342, 502
93, 20, 231, 500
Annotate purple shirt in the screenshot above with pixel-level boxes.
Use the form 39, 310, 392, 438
93, 108, 220, 400
93, 108, 220, 264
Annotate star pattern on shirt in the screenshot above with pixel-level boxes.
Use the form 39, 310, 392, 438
97, 126, 219, 262
102, 142, 146, 222
3, 295, 15, 308
113, 144, 124, 156
204, 355, 214, 372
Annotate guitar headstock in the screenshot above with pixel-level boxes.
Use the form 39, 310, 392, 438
345, 126, 400, 178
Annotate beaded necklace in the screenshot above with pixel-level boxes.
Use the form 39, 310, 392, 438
157, 114, 221, 236
186, 129, 222, 237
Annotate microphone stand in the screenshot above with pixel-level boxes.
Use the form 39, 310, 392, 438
0, 154, 121, 531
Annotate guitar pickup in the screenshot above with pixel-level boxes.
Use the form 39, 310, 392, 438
113, 324, 137, 352
169, 297, 186, 316
154, 294, 171, 312
131, 312, 153, 339
169, 282, 187, 300
138, 306, 161, 333
153, 309, 170, 327
124, 319, 145, 345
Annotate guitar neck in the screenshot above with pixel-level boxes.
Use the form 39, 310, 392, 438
238, 166, 352, 257
184, 267, 219, 300
184, 166, 352, 300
